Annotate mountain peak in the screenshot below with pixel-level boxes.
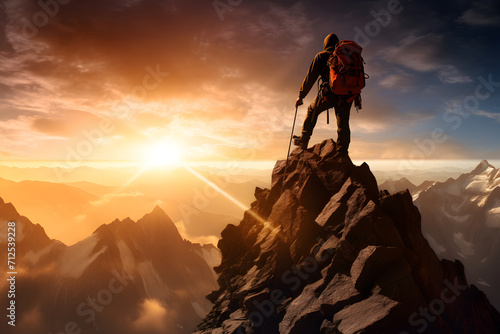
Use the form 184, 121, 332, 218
379, 177, 417, 195
471, 159, 495, 175
136, 204, 183, 243
151, 204, 166, 215
0, 199, 54, 255
196, 139, 500, 334
0, 198, 21, 221
142, 204, 174, 224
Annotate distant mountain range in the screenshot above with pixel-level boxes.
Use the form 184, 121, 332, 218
412, 160, 500, 310
372, 164, 473, 186
379, 177, 435, 198
0, 165, 266, 244
379, 177, 418, 194
0, 198, 220, 334
379, 160, 500, 310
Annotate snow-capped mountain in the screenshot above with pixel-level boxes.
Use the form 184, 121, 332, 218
414, 160, 500, 309
0, 197, 220, 334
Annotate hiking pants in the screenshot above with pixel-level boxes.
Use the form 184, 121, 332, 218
301, 91, 352, 154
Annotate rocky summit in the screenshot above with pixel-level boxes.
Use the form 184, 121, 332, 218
196, 139, 500, 334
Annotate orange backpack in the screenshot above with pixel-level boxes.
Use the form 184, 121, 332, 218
328, 40, 367, 96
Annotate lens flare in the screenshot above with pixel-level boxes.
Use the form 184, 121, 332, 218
143, 141, 183, 168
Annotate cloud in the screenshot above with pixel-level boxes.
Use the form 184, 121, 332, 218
379, 70, 417, 92
89, 191, 145, 206
174, 220, 220, 247
457, 0, 500, 27
2, 0, 312, 102
382, 34, 472, 84
0, 0, 318, 161
133, 298, 170, 332
384, 34, 446, 72
473, 110, 500, 122
31, 117, 71, 137
437, 65, 473, 84
1, 0, 499, 162
215, 2, 314, 53
31, 110, 102, 137
0, 115, 64, 156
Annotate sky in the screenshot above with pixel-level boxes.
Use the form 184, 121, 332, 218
1, 0, 500, 168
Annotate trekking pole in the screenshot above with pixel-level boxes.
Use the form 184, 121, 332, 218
281, 106, 298, 195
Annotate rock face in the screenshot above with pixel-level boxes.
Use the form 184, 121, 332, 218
196, 139, 500, 334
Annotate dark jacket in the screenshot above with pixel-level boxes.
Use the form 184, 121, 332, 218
298, 33, 339, 99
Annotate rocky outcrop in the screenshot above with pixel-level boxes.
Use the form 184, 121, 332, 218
196, 139, 500, 334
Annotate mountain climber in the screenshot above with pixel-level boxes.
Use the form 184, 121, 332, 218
294, 33, 352, 158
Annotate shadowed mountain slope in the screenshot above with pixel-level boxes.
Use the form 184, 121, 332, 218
0, 199, 220, 334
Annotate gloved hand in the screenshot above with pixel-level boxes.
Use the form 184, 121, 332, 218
295, 97, 303, 107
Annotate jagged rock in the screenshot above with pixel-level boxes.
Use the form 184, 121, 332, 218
331, 292, 400, 332
196, 139, 500, 334
350, 245, 405, 293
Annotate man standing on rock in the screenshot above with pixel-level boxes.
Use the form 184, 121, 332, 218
294, 33, 353, 158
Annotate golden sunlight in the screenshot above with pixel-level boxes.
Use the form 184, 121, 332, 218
142, 140, 183, 168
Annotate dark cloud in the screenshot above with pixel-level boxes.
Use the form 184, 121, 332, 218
0, 7, 14, 52
457, 0, 500, 27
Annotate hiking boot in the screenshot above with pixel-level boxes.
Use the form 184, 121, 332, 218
293, 135, 309, 150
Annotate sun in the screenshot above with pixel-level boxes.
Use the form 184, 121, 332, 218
143, 141, 183, 168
